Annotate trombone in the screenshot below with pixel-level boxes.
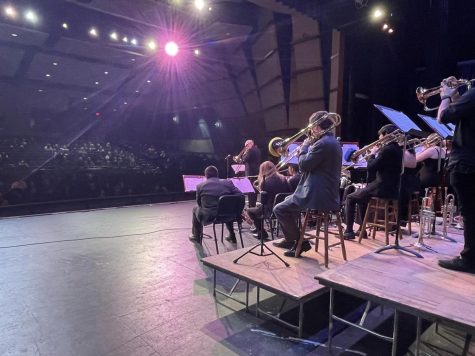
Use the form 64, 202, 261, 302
347, 129, 403, 164
416, 78, 474, 111
268, 112, 341, 170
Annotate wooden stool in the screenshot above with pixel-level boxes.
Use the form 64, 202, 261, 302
295, 209, 347, 268
358, 197, 399, 245
406, 192, 420, 235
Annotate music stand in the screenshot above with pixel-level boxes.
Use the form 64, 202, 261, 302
373, 104, 424, 258
417, 114, 457, 243
233, 176, 290, 267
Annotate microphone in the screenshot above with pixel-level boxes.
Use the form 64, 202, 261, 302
224, 154, 232, 161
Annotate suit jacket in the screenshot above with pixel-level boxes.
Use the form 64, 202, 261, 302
242, 146, 261, 176
288, 133, 342, 211
260, 174, 292, 212
365, 142, 402, 199
196, 177, 242, 224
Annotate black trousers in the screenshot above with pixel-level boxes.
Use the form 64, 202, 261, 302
450, 171, 475, 264
344, 187, 373, 232
192, 206, 234, 237
273, 198, 302, 242
247, 205, 263, 232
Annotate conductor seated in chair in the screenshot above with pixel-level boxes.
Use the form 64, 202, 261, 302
273, 111, 342, 256
190, 166, 243, 244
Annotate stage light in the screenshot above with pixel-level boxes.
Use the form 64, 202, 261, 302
135, 90, 140, 93
95, 112, 101, 117
38, 89, 43, 93
24, 9, 39, 24
146, 40, 157, 51
83, 97, 87, 100
122, 36, 128, 43
194, 49, 201, 56
4, 5, 17, 19
172, 115, 179, 123
45, 73, 51, 77
214, 121, 222, 128
209, 7, 212, 11
11, 33, 18, 37
110, 32, 118, 41
388, 28, 394, 34
94, 81, 99, 85
62, 22, 69, 29
131, 38, 138, 46
146, 80, 151, 83
53, 62, 58, 66
89, 27, 98, 38
382, 23, 389, 30
194, 0, 205, 11
104, 71, 109, 75
124, 101, 128, 105
371, 7, 385, 20
165, 41, 179, 57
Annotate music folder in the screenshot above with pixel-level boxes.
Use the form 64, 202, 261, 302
182, 175, 254, 193
231, 164, 245, 174
374, 104, 423, 136
418, 114, 453, 139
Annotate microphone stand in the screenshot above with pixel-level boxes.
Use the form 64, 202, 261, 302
234, 175, 290, 267
375, 132, 423, 258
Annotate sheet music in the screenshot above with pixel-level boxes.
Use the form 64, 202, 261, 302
231, 164, 245, 174
229, 177, 255, 193
418, 114, 453, 139
182, 175, 205, 192
374, 104, 422, 133
182, 175, 254, 193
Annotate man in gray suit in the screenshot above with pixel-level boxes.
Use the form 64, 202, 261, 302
190, 166, 243, 244
273, 111, 342, 256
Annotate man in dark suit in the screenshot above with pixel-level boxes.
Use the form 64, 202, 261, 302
343, 124, 403, 239
241, 140, 261, 208
273, 111, 342, 256
190, 166, 243, 244
437, 76, 475, 273
286, 163, 301, 191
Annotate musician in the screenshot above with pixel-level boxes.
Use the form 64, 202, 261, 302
287, 163, 301, 191
238, 139, 261, 208
437, 76, 475, 273
273, 111, 342, 256
190, 166, 243, 244
400, 144, 420, 223
246, 161, 291, 239
416, 134, 447, 189
343, 124, 403, 239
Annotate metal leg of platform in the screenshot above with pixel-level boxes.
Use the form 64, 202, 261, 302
416, 316, 421, 356
245, 282, 249, 312
298, 302, 304, 338
213, 269, 217, 297
391, 310, 399, 356
462, 333, 472, 356
256, 286, 260, 317
359, 301, 372, 326
328, 288, 334, 350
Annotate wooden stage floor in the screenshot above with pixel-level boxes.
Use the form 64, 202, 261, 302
0, 200, 473, 355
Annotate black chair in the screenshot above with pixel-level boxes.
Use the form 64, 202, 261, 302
211, 194, 246, 254
268, 192, 292, 239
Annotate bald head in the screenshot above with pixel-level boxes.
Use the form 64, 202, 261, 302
245, 140, 254, 149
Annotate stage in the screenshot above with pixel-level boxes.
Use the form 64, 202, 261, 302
0, 200, 473, 355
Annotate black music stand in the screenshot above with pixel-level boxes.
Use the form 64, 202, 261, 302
418, 114, 457, 243
373, 105, 424, 258
233, 177, 290, 267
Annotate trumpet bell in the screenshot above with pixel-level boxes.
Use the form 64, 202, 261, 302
268, 137, 285, 157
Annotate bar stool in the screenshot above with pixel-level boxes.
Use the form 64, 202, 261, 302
358, 197, 399, 245
295, 209, 347, 268
406, 192, 420, 235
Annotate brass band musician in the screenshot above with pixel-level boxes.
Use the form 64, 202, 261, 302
415, 133, 447, 189
437, 76, 475, 273
273, 111, 342, 256
235, 139, 261, 207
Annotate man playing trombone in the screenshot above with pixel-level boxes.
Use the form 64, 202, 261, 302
235, 139, 261, 207
273, 111, 342, 256
437, 76, 475, 273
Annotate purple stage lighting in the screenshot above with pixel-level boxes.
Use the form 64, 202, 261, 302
165, 41, 179, 57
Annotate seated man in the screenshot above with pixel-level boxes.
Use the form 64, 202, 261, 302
343, 124, 403, 239
286, 163, 301, 191
190, 166, 243, 244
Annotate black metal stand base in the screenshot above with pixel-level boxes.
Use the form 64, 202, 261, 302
413, 241, 438, 253
375, 243, 424, 258
233, 240, 290, 267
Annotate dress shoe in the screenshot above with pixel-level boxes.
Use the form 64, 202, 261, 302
343, 230, 356, 240
438, 257, 475, 273
284, 241, 311, 257
189, 234, 202, 244
225, 235, 237, 243
272, 239, 295, 249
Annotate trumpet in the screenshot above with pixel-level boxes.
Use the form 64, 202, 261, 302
413, 133, 442, 150
233, 147, 247, 163
269, 112, 341, 169
416, 78, 474, 111
348, 129, 403, 164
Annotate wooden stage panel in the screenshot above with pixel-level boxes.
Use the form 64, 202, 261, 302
202, 234, 382, 301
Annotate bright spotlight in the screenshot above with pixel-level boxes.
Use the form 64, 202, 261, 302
371, 7, 385, 20
110, 32, 118, 41
62, 22, 69, 29
4, 5, 17, 19
194, 0, 205, 11
122, 36, 128, 43
131, 38, 138, 45
24, 9, 39, 24
382, 23, 389, 30
89, 27, 98, 38
388, 28, 394, 34
172, 115, 179, 123
165, 41, 179, 57
194, 49, 201, 56
147, 40, 157, 51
